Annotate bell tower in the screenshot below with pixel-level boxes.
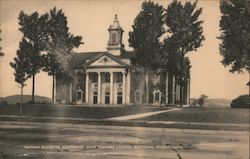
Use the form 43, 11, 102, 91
107, 14, 124, 56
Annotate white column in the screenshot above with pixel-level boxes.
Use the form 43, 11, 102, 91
53, 75, 57, 103
98, 72, 101, 104
85, 72, 89, 104
165, 72, 168, 104
186, 78, 190, 105
126, 71, 131, 104
110, 72, 113, 104
122, 72, 126, 104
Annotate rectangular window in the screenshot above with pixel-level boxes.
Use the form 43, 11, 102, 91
93, 92, 98, 104
91, 73, 98, 83
105, 92, 110, 104
116, 73, 122, 83
77, 92, 82, 100
104, 73, 110, 83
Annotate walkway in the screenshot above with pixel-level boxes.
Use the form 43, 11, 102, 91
105, 108, 181, 121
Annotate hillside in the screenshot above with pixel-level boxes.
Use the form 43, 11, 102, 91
0, 95, 52, 104
204, 98, 232, 108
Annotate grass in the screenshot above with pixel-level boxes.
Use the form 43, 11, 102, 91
135, 107, 250, 124
0, 104, 248, 125
0, 104, 164, 119
0, 105, 248, 131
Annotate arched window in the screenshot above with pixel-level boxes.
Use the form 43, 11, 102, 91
111, 32, 117, 43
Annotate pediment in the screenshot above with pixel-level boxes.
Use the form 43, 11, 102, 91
88, 54, 122, 67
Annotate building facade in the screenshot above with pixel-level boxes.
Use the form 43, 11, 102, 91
55, 15, 190, 106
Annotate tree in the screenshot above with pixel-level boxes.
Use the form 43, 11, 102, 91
129, 1, 165, 103
18, 11, 49, 103
0, 26, 4, 56
161, 37, 180, 104
43, 8, 83, 102
219, 0, 250, 73
161, 37, 192, 104
165, 0, 204, 106
10, 38, 30, 115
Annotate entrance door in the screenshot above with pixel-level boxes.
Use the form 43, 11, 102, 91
105, 92, 110, 104
76, 91, 82, 104
93, 92, 98, 104
117, 92, 122, 104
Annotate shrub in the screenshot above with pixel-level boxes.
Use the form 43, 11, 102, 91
197, 94, 208, 107
231, 95, 250, 108
26, 100, 35, 104
0, 100, 8, 106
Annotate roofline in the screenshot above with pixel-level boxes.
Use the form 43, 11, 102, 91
84, 52, 129, 67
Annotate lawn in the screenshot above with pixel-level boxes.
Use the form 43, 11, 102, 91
0, 104, 164, 119
135, 107, 250, 124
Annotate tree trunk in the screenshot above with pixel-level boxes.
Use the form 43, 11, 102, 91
32, 74, 35, 103
180, 54, 185, 107
20, 86, 23, 116
145, 69, 149, 104
52, 74, 55, 102
165, 72, 169, 104
168, 72, 173, 104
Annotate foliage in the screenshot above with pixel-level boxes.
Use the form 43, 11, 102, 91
41, 8, 83, 102
163, 0, 204, 76
0, 101, 8, 106
197, 94, 208, 106
18, 11, 49, 102
165, 0, 205, 56
231, 94, 250, 108
129, 1, 165, 69
129, 1, 165, 103
161, 37, 192, 81
43, 7, 83, 76
10, 38, 31, 113
219, 0, 250, 73
162, 0, 204, 105
10, 38, 31, 88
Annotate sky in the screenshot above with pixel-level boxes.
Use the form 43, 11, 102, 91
0, 0, 249, 100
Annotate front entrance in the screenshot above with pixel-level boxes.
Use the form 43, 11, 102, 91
153, 88, 162, 105
76, 87, 83, 104
105, 92, 110, 104
93, 92, 98, 104
117, 92, 122, 104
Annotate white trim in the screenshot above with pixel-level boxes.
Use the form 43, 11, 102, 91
97, 72, 101, 104
122, 72, 126, 104
53, 75, 57, 103
85, 72, 89, 104
110, 72, 114, 104
126, 71, 131, 104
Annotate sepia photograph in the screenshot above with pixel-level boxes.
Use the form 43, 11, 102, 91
0, 0, 249, 158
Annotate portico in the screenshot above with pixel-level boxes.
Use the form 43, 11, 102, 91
84, 68, 130, 105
